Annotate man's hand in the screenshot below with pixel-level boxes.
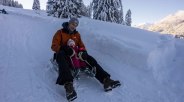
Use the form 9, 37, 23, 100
78, 51, 88, 61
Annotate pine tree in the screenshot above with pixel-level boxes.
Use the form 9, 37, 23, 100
119, 0, 124, 25
32, 0, 40, 10
0, 0, 9, 6
92, 0, 123, 24
80, 2, 88, 17
47, 0, 84, 18
46, 0, 57, 16
0, 0, 23, 8
14, 1, 23, 8
58, 0, 83, 18
86, 2, 93, 18
125, 9, 132, 26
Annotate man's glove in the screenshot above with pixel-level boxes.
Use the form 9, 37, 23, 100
78, 51, 88, 61
62, 46, 74, 57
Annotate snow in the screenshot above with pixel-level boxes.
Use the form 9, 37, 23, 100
1, 5, 184, 102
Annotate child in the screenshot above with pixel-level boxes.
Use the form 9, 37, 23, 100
67, 39, 86, 69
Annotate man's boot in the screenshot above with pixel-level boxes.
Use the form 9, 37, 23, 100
103, 77, 121, 92
64, 82, 77, 101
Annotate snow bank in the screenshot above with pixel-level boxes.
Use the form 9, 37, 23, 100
80, 18, 177, 84
147, 34, 176, 82
78, 18, 161, 70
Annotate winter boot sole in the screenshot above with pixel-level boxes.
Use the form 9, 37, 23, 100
105, 81, 121, 92
66, 91, 77, 102
112, 81, 121, 88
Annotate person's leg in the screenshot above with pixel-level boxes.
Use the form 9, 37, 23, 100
55, 51, 74, 85
85, 55, 121, 91
85, 55, 110, 83
55, 51, 77, 101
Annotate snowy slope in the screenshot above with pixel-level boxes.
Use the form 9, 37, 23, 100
0, 5, 184, 102
137, 10, 184, 35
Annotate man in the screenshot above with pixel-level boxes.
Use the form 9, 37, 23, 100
51, 17, 121, 101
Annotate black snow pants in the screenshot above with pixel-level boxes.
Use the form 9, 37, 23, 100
55, 51, 110, 85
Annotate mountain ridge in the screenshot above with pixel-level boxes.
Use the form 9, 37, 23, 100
137, 10, 184, 35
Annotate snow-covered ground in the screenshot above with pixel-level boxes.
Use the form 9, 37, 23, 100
0, 5, 184, 102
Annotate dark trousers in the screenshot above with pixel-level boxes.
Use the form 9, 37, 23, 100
55, 51, 110, 85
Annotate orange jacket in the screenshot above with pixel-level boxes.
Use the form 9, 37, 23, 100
51, 29, 86, 53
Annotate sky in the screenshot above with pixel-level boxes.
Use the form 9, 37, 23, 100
15, 0, 184, 25
1, 5, 184, 102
